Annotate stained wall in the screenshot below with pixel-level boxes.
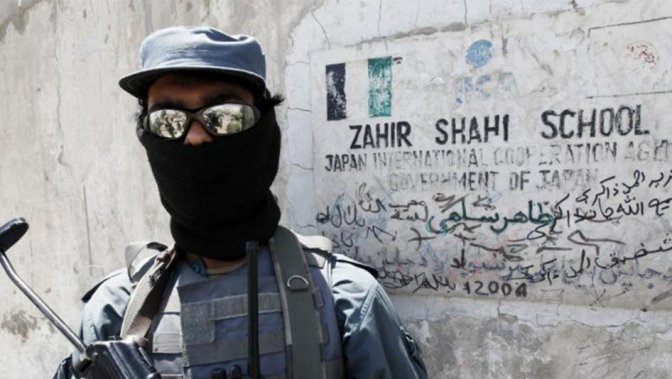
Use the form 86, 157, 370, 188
0, 0, 671, 377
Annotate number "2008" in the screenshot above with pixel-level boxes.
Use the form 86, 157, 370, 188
464, 280, 527, 297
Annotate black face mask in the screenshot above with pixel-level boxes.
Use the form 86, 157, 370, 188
138, 108, 281, 261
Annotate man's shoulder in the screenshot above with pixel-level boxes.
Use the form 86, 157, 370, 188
81, 268, 133, 303
84, 241, 168, 303
79, 268, 134, 343
331, 253, 378, 279
329, 253, 382, 305
289, 227, 378, 279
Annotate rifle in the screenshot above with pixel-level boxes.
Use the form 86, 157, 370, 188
0, 218, 160, 379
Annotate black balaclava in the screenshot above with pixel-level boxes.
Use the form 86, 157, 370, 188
138, 107, 281, 261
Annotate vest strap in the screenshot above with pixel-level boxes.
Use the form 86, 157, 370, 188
181, 292, 282, 345
270, 226, 326, 379
125, 241, 168, 283
184, 330, 285, 366
295, 233, 332, 254
119, 229, 342, 378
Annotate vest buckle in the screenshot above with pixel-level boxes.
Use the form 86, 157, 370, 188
286, 275, 309, 291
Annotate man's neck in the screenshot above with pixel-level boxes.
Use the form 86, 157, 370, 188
204, 255, 249, 271
186, 253, 248, 274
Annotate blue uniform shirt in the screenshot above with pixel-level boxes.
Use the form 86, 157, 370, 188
53, 254, 427, 378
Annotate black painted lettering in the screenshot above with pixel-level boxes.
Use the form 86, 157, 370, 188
541, 110, 558, 139
599, 108, 614, 136
475, 281, 487, 295
502, 114, 509, 142
397, 121, 412, 147
333, 155, 342, 171
488, 281, 499, 294
565, 144, 576, 164
452, 118, 466, 144
501, 282, 512, 296
606, 141, 617, 161
357, 154, 366, 170
483, 115, 494, 142
375, 123, 389, 148
577, 109, 596, 138
591, 143, 602, 162
616, 106, 634, 136
469, 149, 479, 167
515, 283, 527, 297
325, 155, 333, 172
349, 125, 362, 149
654, 140, 670, 161
537, 169, 550, 190
362, 124, 375, 148
468, 117, 482, 144
483, 114, 509, 142
559, 109, 576, 138
550, 144, 561, 164
435, 118, 449, 145
638, 140, 650, 160
341, 154, 350, 168
634, 104, 649, 135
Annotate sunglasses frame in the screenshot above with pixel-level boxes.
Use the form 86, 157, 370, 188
144, 102, 261, 140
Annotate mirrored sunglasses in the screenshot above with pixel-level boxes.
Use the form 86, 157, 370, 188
144, 103, 260, 140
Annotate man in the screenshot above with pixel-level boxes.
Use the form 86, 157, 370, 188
54, 26, 427, 378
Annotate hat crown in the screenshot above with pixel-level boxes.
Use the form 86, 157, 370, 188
119, 26, 266, 98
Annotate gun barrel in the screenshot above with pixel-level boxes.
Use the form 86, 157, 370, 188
0, 251, 88, 354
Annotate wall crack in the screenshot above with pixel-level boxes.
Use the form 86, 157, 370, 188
377, 0, 383, 36
288, 107, 311, 113
462, 0, 468, 26
311, 11, 331, 48
292, 163, 314, 171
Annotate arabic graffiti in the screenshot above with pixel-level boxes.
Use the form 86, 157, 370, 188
315, 170, 672, 305
554, 170, 672, 224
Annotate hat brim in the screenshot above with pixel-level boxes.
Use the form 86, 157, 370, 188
119, 66, 266, 99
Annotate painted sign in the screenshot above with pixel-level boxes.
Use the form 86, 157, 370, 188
310, 16, 672, 309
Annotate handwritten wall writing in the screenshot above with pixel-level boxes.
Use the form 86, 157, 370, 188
314, 170, 672, 307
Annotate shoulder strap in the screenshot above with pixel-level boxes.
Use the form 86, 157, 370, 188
295, 233, 332, 254
295, 232, 334, 286
125, 241, 168, 283
270, 226, 327, 379
120, 244, 178, 339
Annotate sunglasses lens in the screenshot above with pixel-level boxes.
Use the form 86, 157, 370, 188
201, 104, 259, 135
147, 109, 188, 139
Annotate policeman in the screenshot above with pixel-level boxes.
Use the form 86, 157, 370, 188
54, 26, 427, 379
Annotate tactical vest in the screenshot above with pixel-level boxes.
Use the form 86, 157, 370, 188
120, 226, 345, 379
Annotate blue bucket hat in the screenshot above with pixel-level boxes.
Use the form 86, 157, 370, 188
119, 26, 266, 98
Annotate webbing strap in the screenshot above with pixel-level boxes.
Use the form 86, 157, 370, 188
184, 331, 286, 366
181, 293, 282, 345
120, 248, 178, 339
125, 241, 168, 283
270, 226, 326, 379
295, 234, 332, 254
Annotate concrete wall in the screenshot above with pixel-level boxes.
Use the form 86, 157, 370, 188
1, 0, 671, 377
